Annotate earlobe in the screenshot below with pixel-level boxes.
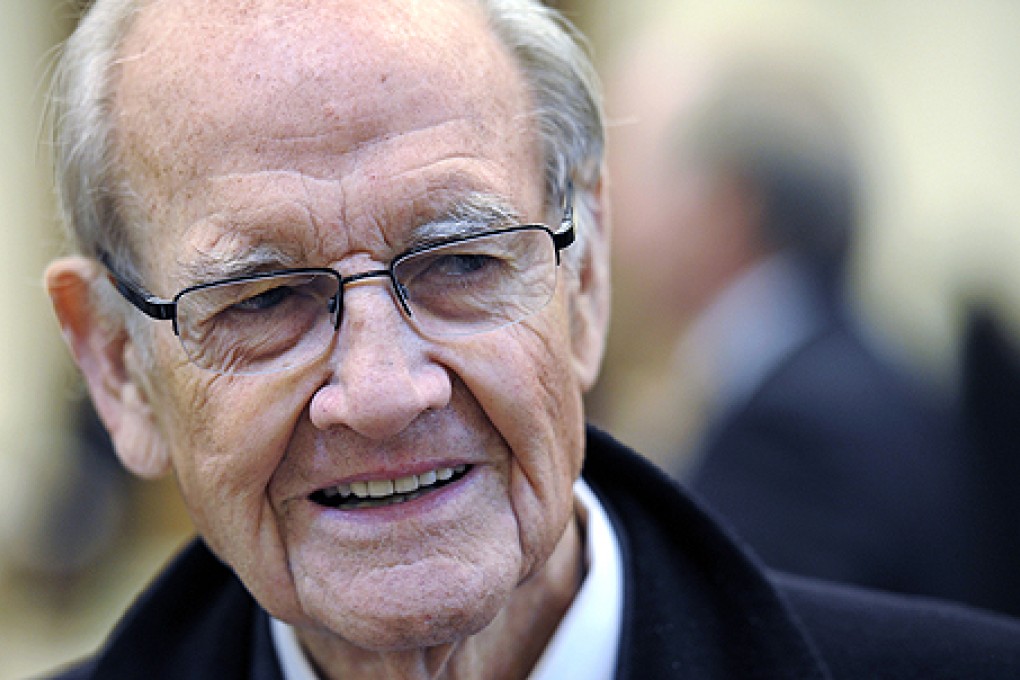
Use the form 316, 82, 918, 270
45, 256, 171, 479
569, 180, 611, 392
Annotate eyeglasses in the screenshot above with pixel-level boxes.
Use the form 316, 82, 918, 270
101, 187, 575, 376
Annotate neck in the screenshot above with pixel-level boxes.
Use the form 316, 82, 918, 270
297, 515, 585, 680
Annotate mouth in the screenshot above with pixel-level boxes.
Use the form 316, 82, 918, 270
309, 465, 472, 510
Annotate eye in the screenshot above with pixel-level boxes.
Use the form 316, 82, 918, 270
430, 253, 494, 277
231, 285, 293, 312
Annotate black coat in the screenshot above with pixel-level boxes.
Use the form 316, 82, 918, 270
49, 427, 1020, 679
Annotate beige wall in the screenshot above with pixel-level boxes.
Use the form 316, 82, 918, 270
0, 0, 74, 564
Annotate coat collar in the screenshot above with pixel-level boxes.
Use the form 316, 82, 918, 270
582, 425, 831, 679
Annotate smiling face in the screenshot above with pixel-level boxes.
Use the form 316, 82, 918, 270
92, 0, 601, 653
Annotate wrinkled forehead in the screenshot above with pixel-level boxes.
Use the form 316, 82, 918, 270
116, 0, 506, 114
110, 0, 539, 224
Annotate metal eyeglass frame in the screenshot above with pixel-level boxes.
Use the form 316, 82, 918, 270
99, 183, 576, 340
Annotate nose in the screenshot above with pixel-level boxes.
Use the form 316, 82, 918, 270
309, 284, 451, 439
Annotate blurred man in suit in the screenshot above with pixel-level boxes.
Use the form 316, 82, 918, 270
601, 27, 984, 604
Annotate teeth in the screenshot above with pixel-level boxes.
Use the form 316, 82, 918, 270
326, 466, 465, 503
368, 479, 394, 498
394, 475, 419, 493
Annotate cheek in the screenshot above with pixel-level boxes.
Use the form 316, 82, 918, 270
145, 358, 318, 616
160, 376, 277, 505
448, 300, 585, 577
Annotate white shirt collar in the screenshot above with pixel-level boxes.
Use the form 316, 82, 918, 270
527, 479, 624, 680
270, 478, 624, 680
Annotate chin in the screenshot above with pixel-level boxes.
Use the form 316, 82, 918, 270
329, 594, 507, 652
298, 564, 518, 652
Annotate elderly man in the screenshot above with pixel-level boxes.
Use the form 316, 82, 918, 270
43, 1, 1020, 679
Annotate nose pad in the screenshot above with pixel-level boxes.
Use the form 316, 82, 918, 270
309, 283, 451, 439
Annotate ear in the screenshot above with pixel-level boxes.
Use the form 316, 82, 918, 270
569, 179, 611, 393
45, 256, 171, 479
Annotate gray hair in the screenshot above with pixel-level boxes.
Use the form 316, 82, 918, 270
49, 0, 604, 281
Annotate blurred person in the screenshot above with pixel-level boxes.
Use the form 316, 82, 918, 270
600, 29, 986, 604
39, 1, 1020, 678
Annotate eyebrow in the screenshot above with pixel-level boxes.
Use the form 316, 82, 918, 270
176, 192, 525, 285
180, 243, 305, 286
410, 193, 524, 246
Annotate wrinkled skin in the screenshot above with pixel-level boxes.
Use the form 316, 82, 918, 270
46, 1, 609, 678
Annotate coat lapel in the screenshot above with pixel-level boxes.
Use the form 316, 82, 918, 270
583, 426, 831, 679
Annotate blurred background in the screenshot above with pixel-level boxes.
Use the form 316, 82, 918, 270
576, 0, 1020, 463
3, 0, 1020, 677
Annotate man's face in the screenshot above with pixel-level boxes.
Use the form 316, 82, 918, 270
109, 0, 593, 650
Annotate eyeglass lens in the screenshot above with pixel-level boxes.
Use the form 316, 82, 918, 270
172, 227, 559, 375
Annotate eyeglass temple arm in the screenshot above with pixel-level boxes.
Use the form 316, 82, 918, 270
98, 251, 177, 322
551, 181, 576, 259
552, 226, 575, 252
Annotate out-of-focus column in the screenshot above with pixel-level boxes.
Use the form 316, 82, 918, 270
0, 1, 75, 573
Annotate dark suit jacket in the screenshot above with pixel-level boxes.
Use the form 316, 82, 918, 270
958, 306, 1020, 616
49, 427, 1020, 679
684, 299, 991, 607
